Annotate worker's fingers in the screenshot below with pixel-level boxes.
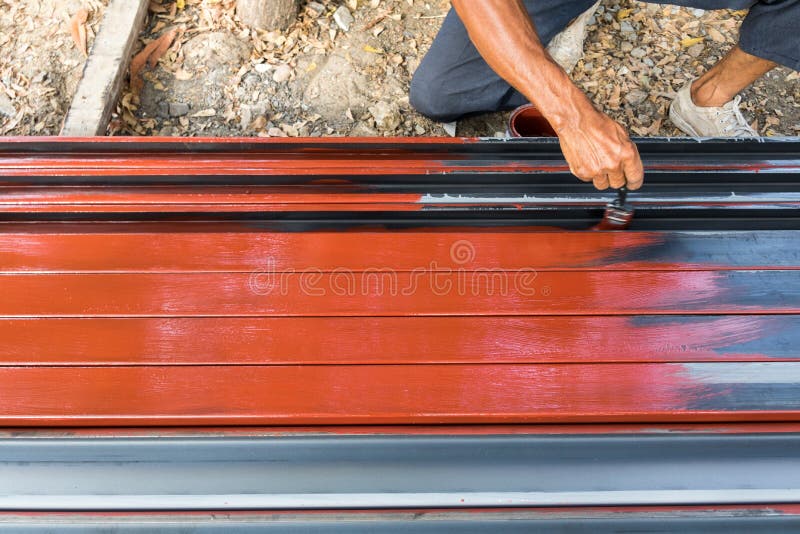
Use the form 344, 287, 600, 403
607, 169, 626, 189
569, 165, 593, 182
622, 144, 645, 190
593, 174, 610, 190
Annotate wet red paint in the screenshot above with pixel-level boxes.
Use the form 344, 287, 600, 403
3, 270, 790, 316
0, 315, 788, 365
0, 229, 664, 271
1, 136, 798, 177
0, 362, 779, 426
0, 139, 797, 430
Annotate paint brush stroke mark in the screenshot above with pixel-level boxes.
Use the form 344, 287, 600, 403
627, 315, 798, 360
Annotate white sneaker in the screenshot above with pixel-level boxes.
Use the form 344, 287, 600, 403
547, 0, 601, 74
669, 81, 758, 137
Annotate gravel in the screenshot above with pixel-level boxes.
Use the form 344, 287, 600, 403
5, 0, 795, 139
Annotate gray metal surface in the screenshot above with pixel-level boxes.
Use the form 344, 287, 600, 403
3, 510, 800, 532
1, 433, 800, 510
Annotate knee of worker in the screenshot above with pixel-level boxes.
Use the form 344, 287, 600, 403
409, 68, 462, 122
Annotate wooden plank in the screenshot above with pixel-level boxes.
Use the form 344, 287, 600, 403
2, 229, 800, 272
0, 316, 797, 365
1, 363, 800, 425
60, 0, 149, 136
0, 271, 796, 317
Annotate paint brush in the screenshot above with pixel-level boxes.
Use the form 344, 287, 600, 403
594, 186, 634, 230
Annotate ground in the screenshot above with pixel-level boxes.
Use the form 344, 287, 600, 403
1, 0, 798, 137
0, 0, 108, 135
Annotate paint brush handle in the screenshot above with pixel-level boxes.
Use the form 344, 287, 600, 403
615, 186, 628, 208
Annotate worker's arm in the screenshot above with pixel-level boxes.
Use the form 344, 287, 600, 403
451, 0, 643, 190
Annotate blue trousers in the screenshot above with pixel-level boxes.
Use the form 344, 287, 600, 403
410, 0, 800, 121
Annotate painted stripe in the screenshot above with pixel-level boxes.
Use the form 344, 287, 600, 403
0, 315, 796, 365
0, 364, 799, 424
2, 230, 800, 272
0, 270, 796, 317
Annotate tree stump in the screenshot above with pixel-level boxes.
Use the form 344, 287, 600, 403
236, 0, 298, 31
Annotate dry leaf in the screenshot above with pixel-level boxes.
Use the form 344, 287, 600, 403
147, 27, 178, 68
680, 36, 704, 48
706, 27, 725, 43
130, 28, 178, 93
69, 8, 89, 57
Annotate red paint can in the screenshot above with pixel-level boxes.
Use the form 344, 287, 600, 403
508, 104, 558, 137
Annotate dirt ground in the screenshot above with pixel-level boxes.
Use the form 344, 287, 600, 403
1, 0, 798, 138
0, 0, 108, 135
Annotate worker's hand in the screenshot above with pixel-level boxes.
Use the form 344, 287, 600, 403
556, 109, 644, 191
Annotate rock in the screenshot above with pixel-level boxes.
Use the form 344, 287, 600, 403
349, 122, 379, 136
620, 20, 634, 33
443, 121, 457, 137
169, 102, 190, 117
157, 101, 170, 119
272, 64, 292, 83
333, 6, 354, 32
303, 54, 369, 123
369, 101, 401, 132
0, 92, 16, 117
625, 89, 648, 106
183, 32, 250, 73
254, 63, 272, 74
306, 1, 325, 16
236, 0, 298, 31
239, 103, 268, 129
630, 47, 647, 59
687, 43, 705, 58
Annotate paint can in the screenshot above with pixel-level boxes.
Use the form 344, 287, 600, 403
508, 104, 558, 137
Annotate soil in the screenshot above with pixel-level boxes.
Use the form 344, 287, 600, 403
1, 0, 798, 138
0, 0, 107, 135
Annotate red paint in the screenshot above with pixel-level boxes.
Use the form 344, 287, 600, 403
1, 136, 798, 177
1, 270, 792, 317
508, 104, 558, 137
0, 362, 793, 426
1, 227, 797, 272
0, 138, 797, 431
0, 315, 788, 365
0, 229, 664, 271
